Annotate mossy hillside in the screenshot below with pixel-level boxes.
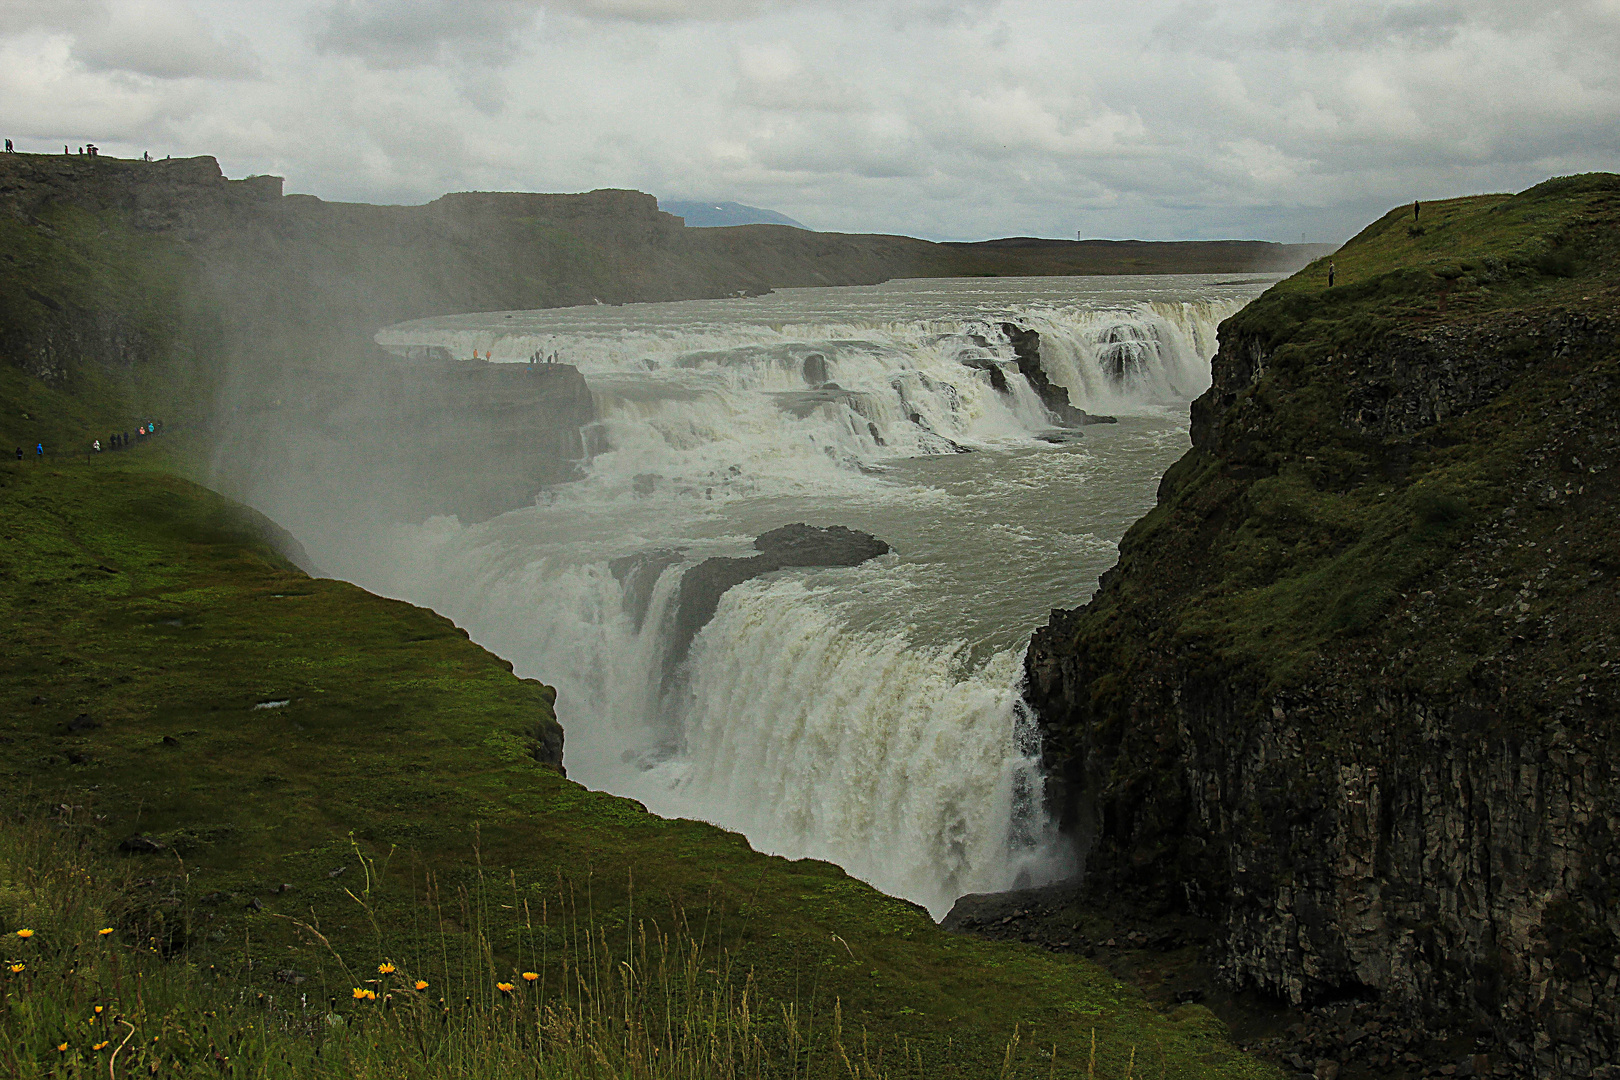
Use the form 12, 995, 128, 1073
0, 456, 1277, 1079
0, 203, 219, 455
1072, 174, 1620, 710
1226, 173, 1615, 347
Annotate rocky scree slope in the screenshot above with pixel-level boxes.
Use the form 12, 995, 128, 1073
1025, 175, 1620, 1078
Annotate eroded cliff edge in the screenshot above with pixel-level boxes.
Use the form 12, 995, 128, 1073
1025, 175, 1620, 1077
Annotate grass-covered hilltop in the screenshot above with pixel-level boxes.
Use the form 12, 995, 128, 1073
0, 150, 1287, 1079
1027, 175, 1620, 1077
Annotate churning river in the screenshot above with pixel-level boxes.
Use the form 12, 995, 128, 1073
359, 274, 1275, 918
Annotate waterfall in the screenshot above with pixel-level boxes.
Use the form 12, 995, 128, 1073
351, 277, 1267, 917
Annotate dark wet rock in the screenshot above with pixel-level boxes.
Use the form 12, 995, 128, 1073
632, 473, 660, 496
610, 548, 685, 632
119, 833, 166, 854
67, 713, 98, 732
959, 355, 1010, 393
245, 897, 264, 912
754, 523, 890, 566
533, 717, 564, 770
669, 556, 775, 664
669, 525, 890, 665
161, 735, 180, 746
1000, 323, 1117, 425
802, 352, 829, 385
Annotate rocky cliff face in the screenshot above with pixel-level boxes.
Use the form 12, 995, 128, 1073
1025, 175, 1620, 1077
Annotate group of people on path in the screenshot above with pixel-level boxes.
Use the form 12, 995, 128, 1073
94, 421, 162, 455
3, 139, 159, 161
12, 420, 164, 464
465, 347, 562, 367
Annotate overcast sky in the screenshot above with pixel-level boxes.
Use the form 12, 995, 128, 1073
2, 0, 1617, 242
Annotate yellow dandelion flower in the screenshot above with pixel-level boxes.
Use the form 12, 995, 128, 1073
93, 1041, 109, 1051
16, 929, 34, 939
57, 1043, 68, 1053
521, 972, 538, 983
414, 980, 428, 991
94, 1005, 104, 1014
378, 963, 395, 975
352, 987, 369, 1000
98, 928, 114, 937
495, 982, 514, 994
7, 963, 23, 974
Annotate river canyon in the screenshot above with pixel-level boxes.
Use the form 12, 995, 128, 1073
262, 273, 1276, 918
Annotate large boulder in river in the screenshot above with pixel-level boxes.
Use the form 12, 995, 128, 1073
668, 524, 890, 665
753, 523, 889, 565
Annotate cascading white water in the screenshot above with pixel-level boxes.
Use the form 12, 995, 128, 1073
350, 275, 1274, 918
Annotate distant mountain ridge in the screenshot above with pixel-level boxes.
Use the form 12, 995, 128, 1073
660, 199, 808, 229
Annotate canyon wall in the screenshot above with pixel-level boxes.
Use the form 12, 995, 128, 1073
1025, 176, 1620, 1076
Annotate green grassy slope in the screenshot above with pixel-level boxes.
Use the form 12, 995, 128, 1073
0, 450, 1276, 1079
1101, 173, 1620, 695
0, 203, 219, 456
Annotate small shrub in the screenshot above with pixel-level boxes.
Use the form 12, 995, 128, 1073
1413, 490, 1468, 530
1535, 249, 1580, 278
1325, 581, 1396, 636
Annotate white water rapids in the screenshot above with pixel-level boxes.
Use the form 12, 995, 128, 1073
340, 274, 1274, 918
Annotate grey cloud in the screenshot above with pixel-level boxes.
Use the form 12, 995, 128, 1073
0, 0, 105, 34
734, 42, 868, 112
313, 0, 771, 66
72, 2, 260, 79
2, 0, 1616, 245
314, 0, 538, 67
554, 0, 765, 19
